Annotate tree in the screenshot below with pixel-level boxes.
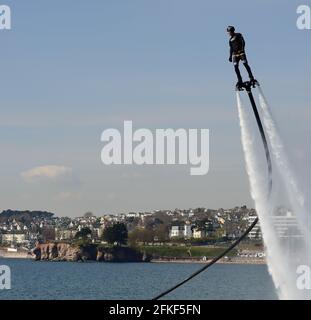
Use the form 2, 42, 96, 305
102, 223, 128, 246
196, 219, 213, 232
75, 227, 92, 239
84, 212, 94, 218
128, 228, 154, 246
154, 224, 169, 242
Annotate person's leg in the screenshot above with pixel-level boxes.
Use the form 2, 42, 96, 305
241, 55, 254, 80
233, 56, 243, 83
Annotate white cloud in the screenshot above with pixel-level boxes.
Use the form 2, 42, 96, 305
21, 165, 73, 183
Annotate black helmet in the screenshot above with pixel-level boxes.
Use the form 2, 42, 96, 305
227, 26, 235, 32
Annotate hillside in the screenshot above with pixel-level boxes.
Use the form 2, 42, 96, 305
0, 210, 54, 223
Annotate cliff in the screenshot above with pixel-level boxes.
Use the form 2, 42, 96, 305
33, 243, 151, 262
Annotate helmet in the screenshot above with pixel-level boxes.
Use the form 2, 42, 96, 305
227, 26, 235, 33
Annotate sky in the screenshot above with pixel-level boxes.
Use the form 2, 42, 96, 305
0, 0, 310, 217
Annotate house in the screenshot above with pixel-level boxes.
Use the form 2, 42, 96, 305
55, 229, 77, 241
126, 212, 140, 218
1, 232, 27, 245
192, 228, 206, 239
248, 215, 262, 239
169, 226, 181, 238
169, 223, 192, 239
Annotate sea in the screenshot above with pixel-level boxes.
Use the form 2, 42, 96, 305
0, 259, 278, 300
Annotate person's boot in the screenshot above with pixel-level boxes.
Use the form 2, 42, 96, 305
236, 81, 244, 91
243, 63, 257, 87
234, 65, 244, 90
249, 77, 258, 87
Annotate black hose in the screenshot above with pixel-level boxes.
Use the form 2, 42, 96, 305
152, 217, 258, 300
246, 85, 272, 195
152, 82, 271, 300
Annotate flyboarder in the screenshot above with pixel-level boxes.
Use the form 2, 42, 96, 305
227, 26, 257, 90
152, 26, 272, 301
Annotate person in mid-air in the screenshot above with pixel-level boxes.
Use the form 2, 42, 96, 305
227, 26, 256, 89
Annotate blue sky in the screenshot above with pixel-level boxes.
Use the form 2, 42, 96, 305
0, 0, 310, 216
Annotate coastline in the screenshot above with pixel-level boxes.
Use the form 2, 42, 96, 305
0, 253, 33, 259
151, 258, 266, 265
0, 255, 266, 265
0, 247, 266, 265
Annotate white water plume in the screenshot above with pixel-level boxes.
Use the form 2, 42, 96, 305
236, 90, 311, 299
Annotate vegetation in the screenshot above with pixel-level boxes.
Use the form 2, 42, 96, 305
237, 241, 264, 250
139, 245, 237, 258
128, 224, 169, 246
74, 227, 92, 240
102, 223, 128, 246
0, 210, 54, 223
195, 218, 214, 232
83, 212, 94, 217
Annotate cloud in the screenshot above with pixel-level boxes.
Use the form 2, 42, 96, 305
21, 165, 73, 183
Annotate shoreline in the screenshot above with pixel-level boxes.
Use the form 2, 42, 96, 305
0, 254, 33, 259
0, 256, 266, 265
0, 249, 33, 260
151, 258, 266, 265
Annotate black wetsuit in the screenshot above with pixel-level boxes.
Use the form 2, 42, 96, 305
229, 33, 254, 83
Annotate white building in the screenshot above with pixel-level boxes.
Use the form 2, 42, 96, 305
55, 229, 77, 241
126, 212, 140, 218
169, 224, 192, 239
248, 215, 262, 240
192, 228, 206, 239
170, 226, 180, 238
1, 233, 27, 244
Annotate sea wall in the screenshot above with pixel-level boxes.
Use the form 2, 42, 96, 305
0, 248, 32, 259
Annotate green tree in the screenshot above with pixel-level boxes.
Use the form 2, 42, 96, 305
196, 219, 213, 232
154, 224, 169, 242
75, 227, 92, 239
128, 228, 154, 246
102, 223, 128, 246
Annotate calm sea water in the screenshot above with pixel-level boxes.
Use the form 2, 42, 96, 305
0, 259, 278, 300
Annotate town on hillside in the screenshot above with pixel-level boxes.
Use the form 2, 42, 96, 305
0, 206, 262, 250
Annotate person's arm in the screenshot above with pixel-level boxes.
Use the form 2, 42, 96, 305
240, 34, 246, 51
229, 41, 233, 62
